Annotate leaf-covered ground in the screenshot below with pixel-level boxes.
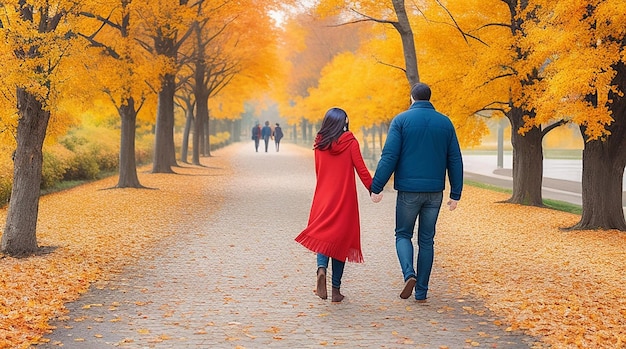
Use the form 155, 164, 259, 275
436, 189, 626, 348
0, 159, 230, 349
1, 152, 625, 348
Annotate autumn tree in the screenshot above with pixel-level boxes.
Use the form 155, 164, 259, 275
186, 1, 238, 163
274, 9, 370, 139
384, 0, 563, 206
176, 89, 195, 163
518, 1, 626, 230
134, 0, 195, 173
315, 0, 419, 87
78, 0, 160, 188
0, 1, 83, 256
302, 32, 408, 131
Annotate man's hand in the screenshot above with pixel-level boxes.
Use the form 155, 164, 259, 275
371, 192, 383, 203
447, 199, 459, 211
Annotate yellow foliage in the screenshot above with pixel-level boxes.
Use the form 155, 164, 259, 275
437, 185, 626, 348
517, 0, 626, 141
0, 156, 230, 348
303, 40, 407, 131
0, 0, 85, 140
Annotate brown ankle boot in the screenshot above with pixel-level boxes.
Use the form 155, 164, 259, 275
332, 287, 344, 302
316, 268, 327, 300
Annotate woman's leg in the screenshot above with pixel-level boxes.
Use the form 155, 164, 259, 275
331, 258, 346, 302
316, 254, 329, 299
330, 258, 345, 288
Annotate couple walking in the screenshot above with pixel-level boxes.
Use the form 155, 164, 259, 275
295, 83, 464, 302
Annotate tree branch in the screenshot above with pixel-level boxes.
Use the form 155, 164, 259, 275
542, 119, 569, 137
372, 55, 406, 74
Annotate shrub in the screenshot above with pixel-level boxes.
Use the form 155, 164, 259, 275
63, 151, 101, 181
136, 133, 154, 166
41, 149, 67, 189
210, 132, 231, 151
0, 156, 12, 208
0, 125, 156, 207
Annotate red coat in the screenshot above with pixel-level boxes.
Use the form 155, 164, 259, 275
295, 131, 372, 263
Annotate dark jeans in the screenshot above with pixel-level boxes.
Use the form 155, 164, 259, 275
263, 137, 270, 152
317, 253, 345, 288
395, 191, 443, 300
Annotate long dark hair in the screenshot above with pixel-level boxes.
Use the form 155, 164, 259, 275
314, 107, 349, 151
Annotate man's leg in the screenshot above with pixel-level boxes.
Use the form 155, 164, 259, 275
395, 191, 421, 298
414, 192, 443, 300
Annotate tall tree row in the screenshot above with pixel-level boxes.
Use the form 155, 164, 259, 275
310, 0, 626, 230
79, 0, 161, 188
0, 0, 291, 257
518, 1, 626, 230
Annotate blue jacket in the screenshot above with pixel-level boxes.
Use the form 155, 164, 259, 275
261, 126, 272, 139
371, 101, 463, 200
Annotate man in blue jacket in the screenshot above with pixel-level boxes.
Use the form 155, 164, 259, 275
371, 82, 463, 302
261, 121, 273, 153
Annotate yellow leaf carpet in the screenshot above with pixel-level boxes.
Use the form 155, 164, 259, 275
1, 144, 625, 348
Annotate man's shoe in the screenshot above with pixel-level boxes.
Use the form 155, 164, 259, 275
400, 277, 416, 299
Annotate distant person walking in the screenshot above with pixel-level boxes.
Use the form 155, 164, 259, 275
370, 83, 463, 302
295, 107, 380, 303
261, 121, 272, 153
251, 122, 262, 152
273, 123, 284, 152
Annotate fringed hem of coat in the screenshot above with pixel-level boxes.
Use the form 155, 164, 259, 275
295, 233, 364, 263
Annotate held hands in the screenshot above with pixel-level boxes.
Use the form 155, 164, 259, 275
447, 199, 459, 211
371, 192, 383, 203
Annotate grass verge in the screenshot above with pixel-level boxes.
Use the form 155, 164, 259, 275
465, 179, 582, 215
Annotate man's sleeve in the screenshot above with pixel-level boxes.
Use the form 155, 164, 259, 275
371, 119, 401, 194
447, 130, 463, 200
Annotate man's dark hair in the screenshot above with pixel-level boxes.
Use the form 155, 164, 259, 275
411, 83, 431, 101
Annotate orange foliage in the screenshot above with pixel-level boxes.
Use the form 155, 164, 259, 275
273, 12, 372, 127
0, 157, 230, 348
206, 0, 288, 120
1, 154, 626, 347
437, 186, 626, 348
516, 0, 626, 141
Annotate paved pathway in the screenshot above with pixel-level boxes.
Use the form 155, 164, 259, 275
35, 142, 545, 348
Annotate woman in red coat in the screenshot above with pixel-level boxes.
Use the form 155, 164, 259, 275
295, 107, 373, 302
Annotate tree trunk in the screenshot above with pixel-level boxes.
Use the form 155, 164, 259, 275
205, 109, 212, 156
570, 61, 626, 231
181, 104, 193, 163
1, 89, 50, 257
116, 99, 142, 188
233, 119, 240, 142
301, 118, 308, 141
371, 125, 376, 159
152, 72, 177, 173
191, 106, 200, 164
193, 93, 209, 164
570, 140, 626, 230
391, 0, 420, 86
506, 107, 544, 206
378, 123, 384, 153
